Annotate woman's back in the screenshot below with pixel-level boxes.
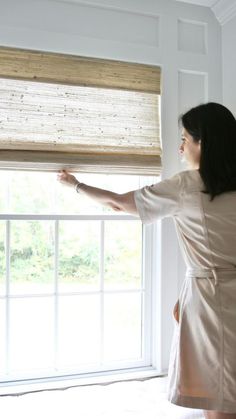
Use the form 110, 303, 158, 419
175, 169, 236, 269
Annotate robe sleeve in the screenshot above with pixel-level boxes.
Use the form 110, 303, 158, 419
133, 172, 183, 225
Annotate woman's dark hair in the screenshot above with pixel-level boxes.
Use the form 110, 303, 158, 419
180, 102, 236, 201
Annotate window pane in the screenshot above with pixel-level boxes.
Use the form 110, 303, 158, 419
57, 295, 100, 368
104, 293, 142, 362
8, 171, 56, 214
0, 170, 155, 215
0, 221, 6, 296
104, 221, 142, 290
10, 221, 54, 295
58, 221, 100, 292
0, 172, 9, 213
9, 297, 54, 373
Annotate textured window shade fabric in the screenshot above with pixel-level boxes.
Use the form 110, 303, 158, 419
0, 47, 162, 175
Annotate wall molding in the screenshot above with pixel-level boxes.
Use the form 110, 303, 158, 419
44, 0, 236, 26
212, 0, 236, 25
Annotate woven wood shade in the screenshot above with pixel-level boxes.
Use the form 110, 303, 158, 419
0, 46, 162, 175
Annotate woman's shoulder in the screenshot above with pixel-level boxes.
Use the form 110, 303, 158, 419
154, 169, 202, 194
177, 169, 204, 192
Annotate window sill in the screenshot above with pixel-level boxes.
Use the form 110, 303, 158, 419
0, 367, 168, 396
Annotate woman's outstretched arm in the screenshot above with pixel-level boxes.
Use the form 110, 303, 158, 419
57, 170, 138, 216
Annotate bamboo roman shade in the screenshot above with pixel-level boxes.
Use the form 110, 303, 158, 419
0, 46, 162, 175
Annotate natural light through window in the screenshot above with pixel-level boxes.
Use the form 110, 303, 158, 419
0, 171, 158, 384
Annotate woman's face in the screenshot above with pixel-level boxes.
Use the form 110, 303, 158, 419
179, 128, 201, 169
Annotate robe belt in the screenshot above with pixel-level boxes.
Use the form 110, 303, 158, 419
186, 267, 236, 295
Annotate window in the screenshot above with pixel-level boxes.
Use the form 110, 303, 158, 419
0, 46, 162, 388
0, 171, 159, 385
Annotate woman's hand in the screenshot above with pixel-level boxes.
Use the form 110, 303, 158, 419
57, 170, 78, 188
173, 300, 179, 324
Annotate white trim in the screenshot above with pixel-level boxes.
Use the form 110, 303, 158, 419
0, 289, 145, 300
0, 367, 166, 396
176, 0, 236, 25
54, 220, 59, 370
176, 0, 217, 6
5, 220, 10, 375
100, 220, 105, 364
0, 214, 138, 221
43, 0, 161, 18
212, 0, 236, 25
0, 360, 155, 389
142, 224, 152, 367
151, 221, 162, 372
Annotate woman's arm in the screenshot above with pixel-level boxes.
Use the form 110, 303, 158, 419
57, 170, 138, 216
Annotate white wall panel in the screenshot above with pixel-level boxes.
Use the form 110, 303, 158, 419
178, 19, 207, 54
1, 0, 160, 47
178, 70, 207, 113
222, 15, 236, 115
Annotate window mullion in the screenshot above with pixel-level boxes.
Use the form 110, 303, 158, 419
5, 220, 11, 375
142, 224, 154, 366
54, 220, 59, 370
100, 220, 105, 365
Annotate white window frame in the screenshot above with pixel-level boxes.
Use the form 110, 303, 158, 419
0, 176, 163, 394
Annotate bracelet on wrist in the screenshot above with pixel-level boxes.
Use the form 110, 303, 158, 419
75, 182, 83, 193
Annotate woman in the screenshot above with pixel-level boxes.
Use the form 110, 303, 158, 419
57, 102, 236, 419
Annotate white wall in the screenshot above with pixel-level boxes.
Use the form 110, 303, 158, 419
0, 0, 222, 373
222, 15, 236, 115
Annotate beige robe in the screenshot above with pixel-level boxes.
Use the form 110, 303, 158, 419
134, 169, 236, 413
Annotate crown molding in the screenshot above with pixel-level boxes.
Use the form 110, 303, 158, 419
212, 0, 236, 25
176, 0, 216, 6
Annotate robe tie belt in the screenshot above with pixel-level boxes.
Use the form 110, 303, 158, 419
186, 267, 236, 295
